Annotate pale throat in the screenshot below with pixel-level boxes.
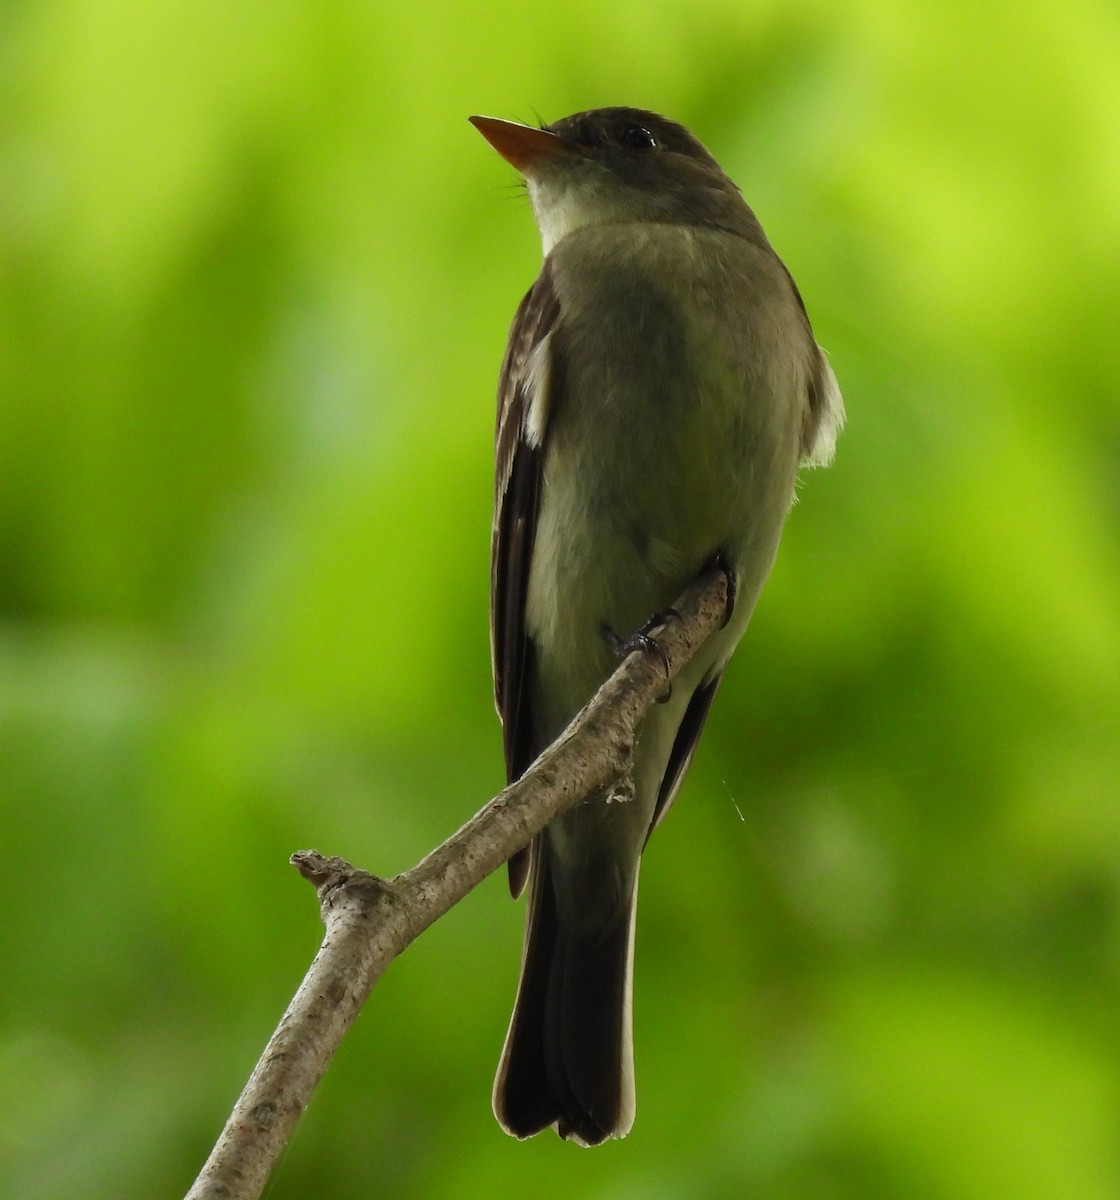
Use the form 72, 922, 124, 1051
528, 178, 608, 255
528, 174, 708, 261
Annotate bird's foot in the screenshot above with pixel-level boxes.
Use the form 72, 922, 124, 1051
707, 552, 738, 629
601, 611, 678, 703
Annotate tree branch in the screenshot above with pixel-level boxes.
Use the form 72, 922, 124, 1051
185, 564, 729, 1200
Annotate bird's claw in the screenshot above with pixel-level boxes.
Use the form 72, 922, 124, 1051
602, 616, 675, 703
708, 553, 738, 629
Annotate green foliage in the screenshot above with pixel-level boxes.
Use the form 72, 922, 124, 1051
1, 1, 1118, 1196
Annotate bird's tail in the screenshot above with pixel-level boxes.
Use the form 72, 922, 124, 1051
493, 841, 638, 1146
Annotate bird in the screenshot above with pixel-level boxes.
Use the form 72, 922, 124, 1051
470, 107, 843, 1146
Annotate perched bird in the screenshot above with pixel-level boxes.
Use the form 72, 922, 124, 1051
471, 107, 843, 1146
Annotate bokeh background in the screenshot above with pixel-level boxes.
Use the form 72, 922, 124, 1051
2, 0, 1119, 1196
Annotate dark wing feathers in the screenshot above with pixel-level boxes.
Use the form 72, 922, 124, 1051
490, 265, 561, 896
647, 672, 723, 841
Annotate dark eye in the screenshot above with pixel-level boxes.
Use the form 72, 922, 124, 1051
620, 125, 657, 150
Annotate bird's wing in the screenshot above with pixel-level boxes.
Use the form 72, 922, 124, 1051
647, 671, 724, 839
491, 263, 561, 896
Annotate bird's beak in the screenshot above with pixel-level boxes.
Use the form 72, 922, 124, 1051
469, 116, 572, 173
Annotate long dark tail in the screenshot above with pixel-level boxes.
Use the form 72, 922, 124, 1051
493, 841, 637, 1145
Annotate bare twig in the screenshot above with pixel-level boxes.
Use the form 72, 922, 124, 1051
185, 565, 729, 1200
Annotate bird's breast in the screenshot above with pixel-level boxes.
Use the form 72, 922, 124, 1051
524, 223, 807, 705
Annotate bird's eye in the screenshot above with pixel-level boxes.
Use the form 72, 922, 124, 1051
620, 125, 657, 150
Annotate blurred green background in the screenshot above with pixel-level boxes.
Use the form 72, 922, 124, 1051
2, 0, 1118, 1196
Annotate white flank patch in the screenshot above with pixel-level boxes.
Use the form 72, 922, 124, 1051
522, 332, 553, 449
803, 351, 846, 467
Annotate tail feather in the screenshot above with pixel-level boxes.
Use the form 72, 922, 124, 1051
493, 841, 637, 1145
